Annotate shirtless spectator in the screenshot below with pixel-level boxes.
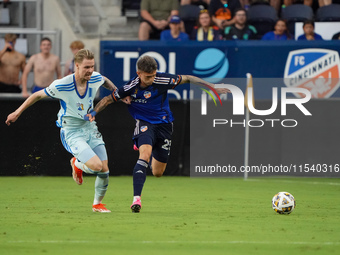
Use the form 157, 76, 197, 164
0, 33, 26, 94
21, 37, 61, 97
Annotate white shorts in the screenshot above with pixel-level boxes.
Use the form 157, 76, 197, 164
60, 121, 106, 163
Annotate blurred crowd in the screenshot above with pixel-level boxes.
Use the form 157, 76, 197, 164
1, 0, 340, 97
138, 0, 340, 41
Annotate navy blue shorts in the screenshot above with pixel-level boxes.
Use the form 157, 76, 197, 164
133, 120, 173, 163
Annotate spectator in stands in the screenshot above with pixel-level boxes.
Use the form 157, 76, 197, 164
317, 0, 332, 7
332, 31, 340, 40
223, 8, 257, 40
249, 0, 284, 13
261, 19, 293, 40
283, 0, 313, 10
64, 40, 85, 76
190, 9, 222, 41
209, 0, 242, 30
138, 0, 179, 40
297, 20, 323, 41
181, 0, 210, 9
160, 15, 189, 41
0, 33, 26, 94
21, 37, 62, 97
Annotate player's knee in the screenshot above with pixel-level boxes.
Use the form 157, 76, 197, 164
91, 161, 103, 172
153, 172, 163, 178
139, 152, 151, 162
152, 169, 164, 178
139, 22, 150, 31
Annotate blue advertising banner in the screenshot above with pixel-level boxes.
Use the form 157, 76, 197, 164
100, 40, 340, 99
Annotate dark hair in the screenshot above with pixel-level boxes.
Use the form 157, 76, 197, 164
40, 37, 52, 44
136, 55, 157, 73
233, 7, 247, 17
275, 19, 292, 40
303, 20, 314, 28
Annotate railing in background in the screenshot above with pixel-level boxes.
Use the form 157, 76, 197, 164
3, 0, 42, 52
0, 28, 61, 59
57, 0, 110, 36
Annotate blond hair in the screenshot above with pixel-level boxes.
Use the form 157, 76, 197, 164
4, 33, 17, 42
74, 49, 94, 64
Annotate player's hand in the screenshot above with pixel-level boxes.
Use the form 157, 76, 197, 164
5, 112, 19, 126
84, 110, 96, 122
122, 96, 132, 105
22, 91, 30, 98
215, 87, 230, 94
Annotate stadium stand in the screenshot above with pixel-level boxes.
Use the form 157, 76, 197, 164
179, 4, 201, 35
247, 4, 278, 39
280, 4, 314, 36
316, 4, 340, 21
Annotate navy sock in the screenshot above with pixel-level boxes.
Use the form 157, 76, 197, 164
133, 159, 148, 196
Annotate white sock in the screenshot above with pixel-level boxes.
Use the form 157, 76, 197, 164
93, 172, 109, 205
75, 160, 95, 174
133, 196, 141, 203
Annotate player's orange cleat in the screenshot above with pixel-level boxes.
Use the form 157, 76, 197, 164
70, 157, 83, 185
92, 203, 111, 213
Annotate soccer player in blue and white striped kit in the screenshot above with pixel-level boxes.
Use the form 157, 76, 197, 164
86, 55, 228, 213
6, 49, 122, 213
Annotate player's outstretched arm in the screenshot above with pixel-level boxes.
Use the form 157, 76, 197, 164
102, 76, 118, 91
180, 75, 230, 94
84, 95, 114, 122
5, 90, 48, 126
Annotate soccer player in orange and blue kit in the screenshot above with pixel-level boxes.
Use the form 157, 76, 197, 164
85, 55, 229, 213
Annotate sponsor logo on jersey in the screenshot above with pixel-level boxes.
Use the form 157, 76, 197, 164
77, 103, 84, 111
46, 87, 55, 97
284, 49, 340, 98
140, 126, 148, 132
143, 91, 151, 99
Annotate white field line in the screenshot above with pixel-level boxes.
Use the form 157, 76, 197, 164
5, 240, 340, 245
246, 179, 340, 186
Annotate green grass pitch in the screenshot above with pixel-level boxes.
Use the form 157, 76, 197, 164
0, 176, 339, 255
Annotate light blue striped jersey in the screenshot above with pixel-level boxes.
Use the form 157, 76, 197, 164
44, 71, 104, 128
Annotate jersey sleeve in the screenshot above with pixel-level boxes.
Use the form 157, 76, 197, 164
44, 80, 63, 99
169, 74, 182, 89
89, 71, 105, 89
155, 72, 182, 89
110, 77, 139, 102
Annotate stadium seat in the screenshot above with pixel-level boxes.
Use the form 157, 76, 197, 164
122, 0, 141, 17
316, 4, 340, 21
247, 4, 278, 39
281, 4, 314, 36
179, 4, 201, 35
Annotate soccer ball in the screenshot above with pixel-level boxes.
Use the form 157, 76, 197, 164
272, 192, 296, 214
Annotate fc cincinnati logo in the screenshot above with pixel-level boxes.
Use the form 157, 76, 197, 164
140, 126, 148, 132
284, 49, 340, 98
143, 91, 151, 99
